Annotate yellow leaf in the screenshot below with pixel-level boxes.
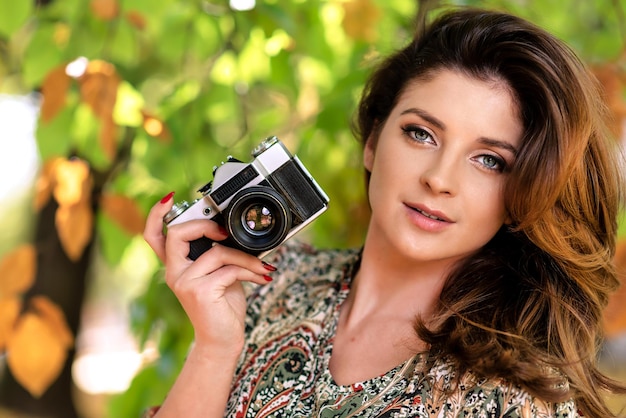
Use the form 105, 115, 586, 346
0, 297, 22, 351
40, 65, 70, 123
0, 245, 37, 298
30, 296, 74, 348
101, 193, 146, 235
90, 0, 119, 20
342, 0, 381, 42
53, 158, 92, 207
53, 23, 71, 47
6, 312, 69, 398
34, 158, 63, 211
56, 203, 94, 261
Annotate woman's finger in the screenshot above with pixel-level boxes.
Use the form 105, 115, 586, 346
164, 219, 228, 262
183, 243, 273, 281
143, 191, 176, 262
171, 263, 271, 302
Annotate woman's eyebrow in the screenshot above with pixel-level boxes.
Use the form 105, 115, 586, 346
478, 137, 518, 156
400, 108, 446, 130
400, 107, 518, 156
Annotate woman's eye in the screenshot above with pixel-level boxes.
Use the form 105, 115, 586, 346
477, 155, 505, 171
402, 126, 433, 144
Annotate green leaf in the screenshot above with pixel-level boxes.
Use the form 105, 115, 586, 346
65, 17, 108, 60
253, 3, 298, 37
97, 212, 133, 266
160, 80, 202, 116
0, 0, 33, 37
109, 18, 139, 67
107, 364, 173, 418
189, 12, 222, 59
210, 51, 239, 86
35, 106, 74, 159
153, 4, 196, 64
22, 23, 65, 88
238, 28, 271, 83
42, 0, 85, 23
70, 104, 112, 169
121, 0, 172, 21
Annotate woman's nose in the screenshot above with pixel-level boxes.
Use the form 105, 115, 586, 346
419, 154, 457, 196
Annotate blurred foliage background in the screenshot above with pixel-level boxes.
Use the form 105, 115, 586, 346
0, 0, 624, 417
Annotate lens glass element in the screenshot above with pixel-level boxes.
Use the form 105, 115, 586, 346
244, 204, 274, 233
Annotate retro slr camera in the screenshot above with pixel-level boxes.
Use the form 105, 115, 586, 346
164, 136, 329, 260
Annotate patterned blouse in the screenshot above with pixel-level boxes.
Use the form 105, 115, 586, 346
223, 240, 579, 418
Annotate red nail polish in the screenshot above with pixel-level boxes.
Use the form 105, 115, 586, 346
160, 191, 175, 204
262, 262, 277, 272
263, 275, 273, 282
218, 226, 228, 235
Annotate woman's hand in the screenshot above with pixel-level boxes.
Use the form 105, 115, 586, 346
143, 192, 275, 356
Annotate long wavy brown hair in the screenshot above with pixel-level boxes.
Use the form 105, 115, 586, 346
354, 7, 626, 417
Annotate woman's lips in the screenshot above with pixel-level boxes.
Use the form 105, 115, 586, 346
403, 203, 454, 232
405, 203, 452, 223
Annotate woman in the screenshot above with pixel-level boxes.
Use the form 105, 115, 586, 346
143, 7, 626, 417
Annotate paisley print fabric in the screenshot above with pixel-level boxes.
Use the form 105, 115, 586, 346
224, 241, 580, 417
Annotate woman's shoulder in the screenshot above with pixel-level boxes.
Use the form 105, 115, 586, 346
455, 376, 579, 417
419, 357, 581, 418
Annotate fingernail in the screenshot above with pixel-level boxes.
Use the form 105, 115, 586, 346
262, 262, 277, 272
263, 275, 273, 282
160, 191, 175, 204
218, 225, 228, 236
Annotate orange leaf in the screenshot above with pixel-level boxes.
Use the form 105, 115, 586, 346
53, 158, 92, 207
0, 297, 22, 351
78, 60, 121, 158
605, 239, 626, 337
79, 60, 120, 120
592, 64, 626, 139
101, 193, 146, 235
30, 296, 73, 348
0, 245, 37, 298
90, 0, 119, 20
342, 0, 381, 42
125, 10, 146, 30
6, 312, 69, 397
40, 65, 71, 123
141, 110, 171, 142
34, 158, 63, 211
55, 202, 94, 262
100, 116, 118, 160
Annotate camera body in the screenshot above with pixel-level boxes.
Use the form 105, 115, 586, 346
164, 136, 329, 260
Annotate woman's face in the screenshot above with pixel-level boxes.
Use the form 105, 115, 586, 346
364, 69, 523, 267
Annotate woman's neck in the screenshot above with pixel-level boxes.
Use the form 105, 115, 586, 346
344, 229, 457, 327
329, 230, 445, 384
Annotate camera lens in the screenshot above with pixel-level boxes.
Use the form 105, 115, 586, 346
226, 186, 292, 253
